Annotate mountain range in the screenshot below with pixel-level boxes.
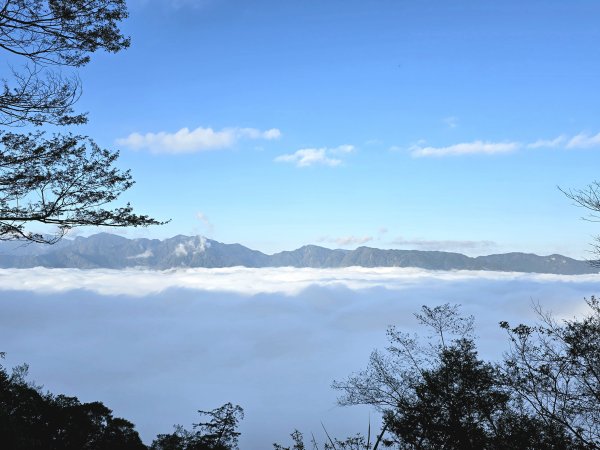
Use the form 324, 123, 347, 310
0, 233, 597, 275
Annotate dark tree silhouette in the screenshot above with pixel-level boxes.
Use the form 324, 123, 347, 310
151, 403, 245, 450
274, 429, 371, 450
0, 131, 164, 243
0, 359, 146, 449
0, 0, 129, 126
333, 304, 578, 449
0, 0, 164, 243
561, 183, 600, 266
502, 296, 600, 449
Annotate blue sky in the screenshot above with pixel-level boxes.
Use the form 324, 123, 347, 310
70, 0, 600, 256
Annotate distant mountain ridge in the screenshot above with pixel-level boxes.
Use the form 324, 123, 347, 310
0, 233, 596, 275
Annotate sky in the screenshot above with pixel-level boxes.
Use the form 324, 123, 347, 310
60, 0, 600, 257
5, 3, 600, 445
2, 267, 600, 447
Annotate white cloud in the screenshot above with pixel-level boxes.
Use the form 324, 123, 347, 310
261, 128, 282, 140
117, 126, 281, 154
174, 243, 188, 257
401, 131, 600, 158
330, 144, 355, 154
566, 132, 600, 149
173, 236, 210, 257
127, 249, 153, 259
196, 212, 214, 234
3, 269, 599, 448
527, 135, 566, 149
411, 140, 520, 157
275, 148, 341, 167
1, 267, 599, 297
275, 144, 355, 167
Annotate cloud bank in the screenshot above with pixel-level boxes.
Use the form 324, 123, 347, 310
117, 126, 281, 154
2, 267, 600, 297
2, 268, 600, 448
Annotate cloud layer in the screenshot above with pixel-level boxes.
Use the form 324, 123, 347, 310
2, 269, 600, 448
2, 267, 599, 297
117, 126, 281, 154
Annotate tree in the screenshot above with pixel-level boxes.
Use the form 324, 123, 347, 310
0, 131, 163, 243
0, 358, 147, 449
333, 304, 577, 449
150, 403, 245, 450
501, 296, 600, 449
1, 353, 248, 449
561, 183, 600, 266
0, 1, 163, 243
0, 0, 129, 126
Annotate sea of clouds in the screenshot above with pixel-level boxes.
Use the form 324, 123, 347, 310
2, 267, 600, 447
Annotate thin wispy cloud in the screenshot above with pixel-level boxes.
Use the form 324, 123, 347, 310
329, 144, 355, 154
317, 235, 373, 247
196, 212, 214, 234
527, 136, 566, 149
392, 237, 497, 253
275, 145, 354, 167
566, 132, 600, 149
411, 140, 520, 157
409, 131, 600, 157
117, 126, 281, 154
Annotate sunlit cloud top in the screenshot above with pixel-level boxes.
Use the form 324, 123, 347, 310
2, 267, 600, 297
